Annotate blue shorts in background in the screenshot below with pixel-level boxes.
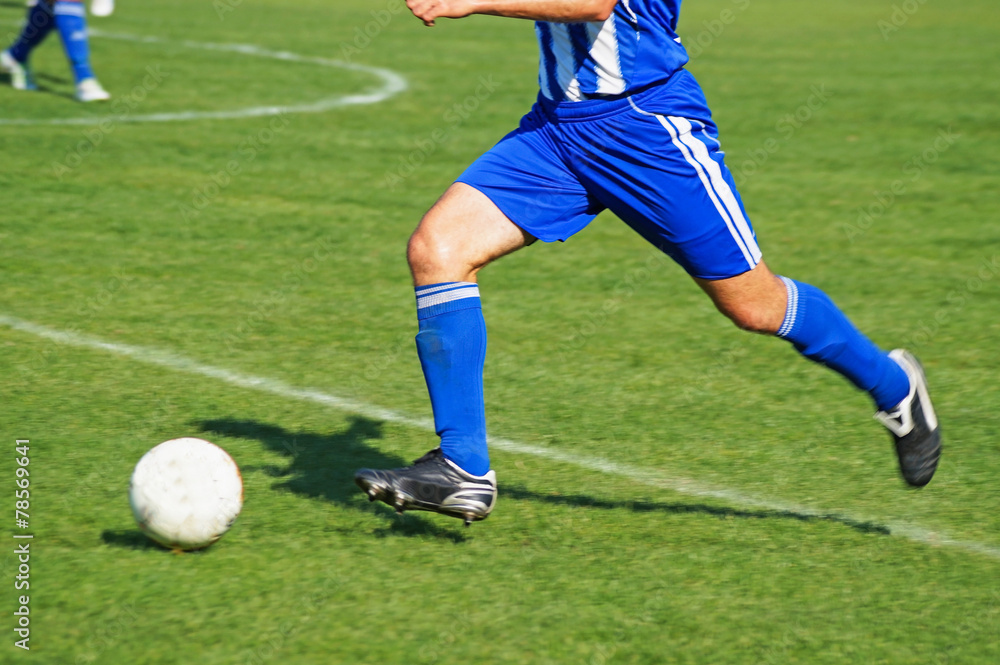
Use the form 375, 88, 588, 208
456, 69, 763, 280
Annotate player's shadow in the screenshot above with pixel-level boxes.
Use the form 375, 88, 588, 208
0, 72, 77, 101
195, 416, 468, 542
502, 485, 892, 536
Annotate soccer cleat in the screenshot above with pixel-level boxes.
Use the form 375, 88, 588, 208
355, 448, 497, 526
75, 77, 111, 102
0, 50, 36, 91
875, 349, 941, 487
90, 0, 115, 17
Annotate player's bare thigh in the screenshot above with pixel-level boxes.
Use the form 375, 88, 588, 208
408, 182, 535, 287
694, 262, 788, 334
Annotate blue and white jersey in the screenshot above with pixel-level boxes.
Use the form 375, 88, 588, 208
535, 0, 688, 102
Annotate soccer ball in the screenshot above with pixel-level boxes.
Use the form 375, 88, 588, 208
129, 437, 243, 551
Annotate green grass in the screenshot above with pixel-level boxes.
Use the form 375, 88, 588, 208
1, 0, 999, 662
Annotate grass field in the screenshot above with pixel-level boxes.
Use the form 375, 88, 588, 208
1, 0, 999, 662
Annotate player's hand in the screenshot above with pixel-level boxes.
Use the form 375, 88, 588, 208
406, 0, 475, 27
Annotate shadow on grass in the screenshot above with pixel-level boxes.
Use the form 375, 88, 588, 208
194, 416, 467, 543
101, 529, 168, 551
0, 73, 76, 101
502, 485, 892, 536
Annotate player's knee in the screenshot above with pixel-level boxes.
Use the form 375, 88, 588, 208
407, 227, 464, 279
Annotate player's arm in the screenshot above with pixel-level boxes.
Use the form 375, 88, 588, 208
407, 0, 618, 26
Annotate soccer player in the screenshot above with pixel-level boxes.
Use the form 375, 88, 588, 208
0, 0, 111, 102
355, 0, 941, 525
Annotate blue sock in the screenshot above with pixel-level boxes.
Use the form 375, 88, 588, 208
8, 1, 55, 64
415, 282, 490, 476
53, 1, 94, 83
777, 277, 909, 411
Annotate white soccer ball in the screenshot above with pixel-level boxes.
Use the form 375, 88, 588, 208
129, 437, 243, 551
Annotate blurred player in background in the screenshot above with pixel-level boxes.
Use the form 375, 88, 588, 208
0, 0, 110, 101
355, 0, 942, 526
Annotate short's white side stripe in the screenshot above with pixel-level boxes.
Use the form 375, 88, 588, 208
621, 0, 638, 23
1, 313, 998, 560
628, 98, 755, 268
415, 282, 474, 298
668, 116, 762, 265
776, 276, 799, 338
691, 119, 723, 151
416, 286, 480, 310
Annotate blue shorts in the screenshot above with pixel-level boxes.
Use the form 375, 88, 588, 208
456, 69, 762, 280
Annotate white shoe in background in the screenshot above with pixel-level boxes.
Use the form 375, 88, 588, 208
90, 0, 115, 17
76, 77, 111, 102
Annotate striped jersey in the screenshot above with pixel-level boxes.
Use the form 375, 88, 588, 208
535, 0, 688, 102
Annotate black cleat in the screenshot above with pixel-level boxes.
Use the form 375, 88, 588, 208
354, 448, 497, 525
875, 349, 941, 487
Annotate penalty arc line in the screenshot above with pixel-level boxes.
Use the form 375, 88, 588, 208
2, 312, 998, 561
0, 28, 408, 125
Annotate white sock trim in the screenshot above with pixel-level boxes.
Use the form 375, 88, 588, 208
776, 276, 799, 338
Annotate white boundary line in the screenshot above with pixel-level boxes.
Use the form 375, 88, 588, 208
2, 312, 998, 561
0, 28, 407, 125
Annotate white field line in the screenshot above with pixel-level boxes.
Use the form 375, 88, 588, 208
0, 28, 407, 125
2, 313, 998, 560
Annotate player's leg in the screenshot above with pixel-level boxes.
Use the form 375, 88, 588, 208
356, 109, 602, 523
408, 183, 533, 286
694, 260, 909, 412
574, 72, 939, 486
408, 182, 532, 474
695, 261, 939, 486
355, 184, 532, 524
51, 0, 110, 101
1, 0, 56, 91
